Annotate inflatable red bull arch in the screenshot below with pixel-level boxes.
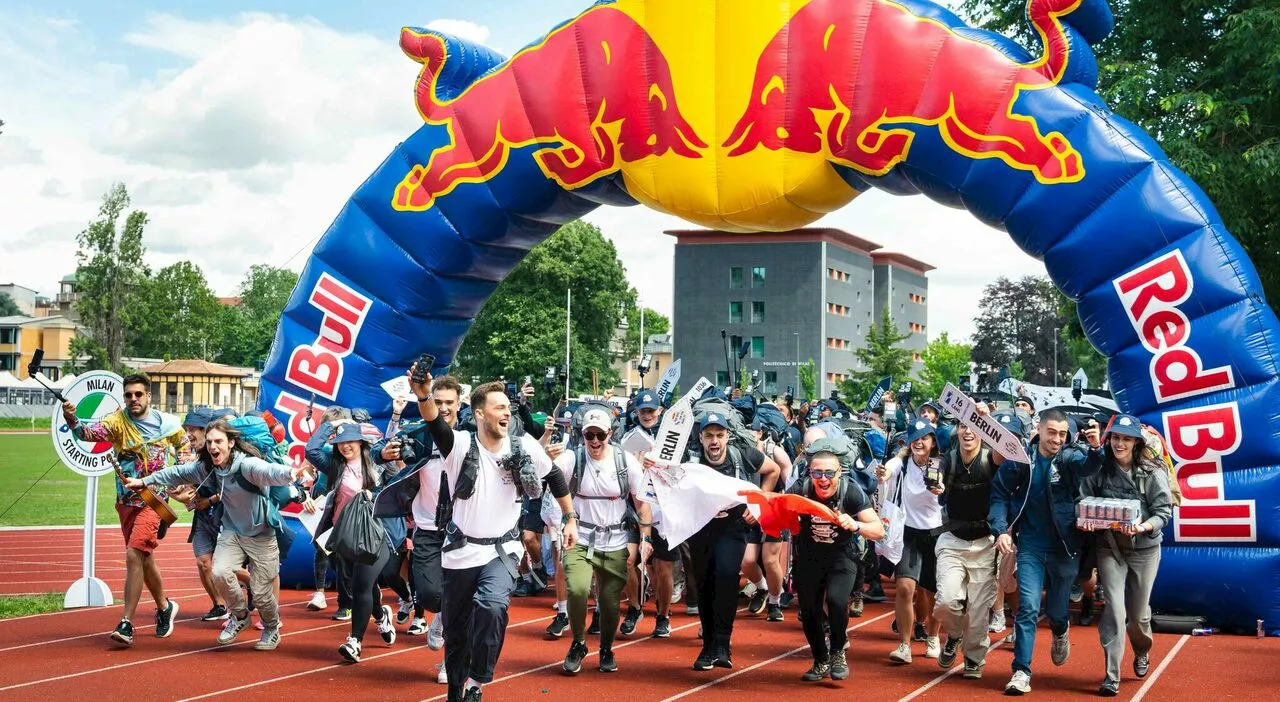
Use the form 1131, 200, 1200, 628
259, 0, 1279, 632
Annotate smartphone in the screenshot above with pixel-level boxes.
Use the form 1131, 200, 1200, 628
412, 353, 435, 384
505, 382, 519, 400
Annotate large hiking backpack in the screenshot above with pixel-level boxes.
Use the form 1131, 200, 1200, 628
571, 400, 625, 440
228, 415, 289, 465
691, 395, 756, 454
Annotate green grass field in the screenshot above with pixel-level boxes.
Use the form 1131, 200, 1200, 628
0, 434, 194, 527
0, 417, 52, 430
0, 593, 66, 618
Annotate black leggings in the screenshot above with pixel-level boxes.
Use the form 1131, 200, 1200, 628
351, 543, 392, 641
794, 550, 859, 660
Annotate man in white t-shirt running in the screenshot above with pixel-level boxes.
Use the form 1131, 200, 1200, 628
414, 372, 578, 702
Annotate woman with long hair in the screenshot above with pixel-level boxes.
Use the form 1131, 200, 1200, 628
1079, 415, 1173, 697
129, 419, 303, 650
878, 418, 944, 663
306, 419, 399, 663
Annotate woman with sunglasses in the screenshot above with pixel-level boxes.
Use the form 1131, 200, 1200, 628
789, 439, 884, 682
554, 408, 654, 676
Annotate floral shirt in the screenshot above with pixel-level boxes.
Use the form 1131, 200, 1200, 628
72, 409, 187, 508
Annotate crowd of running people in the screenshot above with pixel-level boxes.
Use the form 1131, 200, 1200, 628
63, 365, 1175, 700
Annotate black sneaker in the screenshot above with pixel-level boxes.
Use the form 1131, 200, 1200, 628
830, 650, 849, 680
913, 622, 928, 642
714, 645, 733, 669
587, 610, 601, 635
693, 648, 717, 671
802, 657, 831, 682
939, 635, 962, 668
1133, 652, 1150, 678
331, 608, 352, 621
1099, 678, 1119, 697
748, 591, 767, 615
598, 648, 617, 673
110, 619, 134, 646
512, 579, 538, 597
155, 599, 179, 638
766, 604, 784, 622
563, 640, 588, 675
620, 607, 643, 636
462, 686, 482, 702
202, 604, 229, 621
779, 591, 795, 608
545, 612, 569, 638
1080, 596, 1095, 626
849, 592, 864, 618
653, 615, 672, 638
865, 580, 887, 603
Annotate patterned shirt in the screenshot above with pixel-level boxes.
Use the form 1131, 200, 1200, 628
72, 409, 187, 508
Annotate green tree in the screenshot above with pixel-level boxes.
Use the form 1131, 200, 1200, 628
916, 332, 973, 400
74, 183, 150, 372
839, 307, 913, 405
971, 275, 1064, 385
452, 220, 634, 406
1056, 292, 1109, 388
624, 306, 670, 361
958, 0, 1280, 307
0, 292, 20, 316
132, 261, 223, 360
798, 359, 818, 401
63, 336, 107, 375
219, 265, 300, 368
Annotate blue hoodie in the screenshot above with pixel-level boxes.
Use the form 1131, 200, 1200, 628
987, 438, 1103, 558
145, 453, 294, 538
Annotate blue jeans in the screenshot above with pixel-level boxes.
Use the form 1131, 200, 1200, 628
1012, 548, 1078, 675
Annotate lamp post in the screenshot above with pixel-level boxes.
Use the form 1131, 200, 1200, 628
1053, 327, 1058, 386
793, 332, 800, 395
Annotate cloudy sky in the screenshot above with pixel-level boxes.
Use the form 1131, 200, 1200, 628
0, 0, 1046, 344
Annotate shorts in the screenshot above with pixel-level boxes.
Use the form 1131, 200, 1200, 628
764, 530, 791, 544
117, 503, 161, 555
746, 524, 764, 544
519, 497, 545, 534
191, 510, 220, 557
894, 525, 938, 592
648, 531, 679, 562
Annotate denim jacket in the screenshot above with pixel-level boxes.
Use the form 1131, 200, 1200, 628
988, 438, 1104, 558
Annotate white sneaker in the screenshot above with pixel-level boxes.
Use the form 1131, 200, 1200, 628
989, 609, 1006, 632
671, 582, 684, 604
890, 642, 913, 664
924, 636, 941, 659
307, 591, 327, 611
435, 664, 448, 684
339, 636, 362, 663
1005, 670, 1032, 695
377, 605, 397, 646
218, 613, 251, 645
1051, 629, 1071, 666
426, 614, 445, 651
396, 598, 413, 625
407, 617, 428, 635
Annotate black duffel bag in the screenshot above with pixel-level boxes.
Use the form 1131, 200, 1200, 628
330, 490, 386, 565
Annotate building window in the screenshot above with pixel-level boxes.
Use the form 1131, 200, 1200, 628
764, 371, 778, 395
909, 322, 925, 333
751, 301, 765, 323
751, 336, 765, 358
857, 291, 861, 301
752, 266, 766, 287
826, 302, 849, 316
729, 301, 743, 323
826, 337, 851, 350
827, 268, 850, 283
826, 372, 848, 383
0, 328, 15, 344
730, 267, 743, 289
908, 293, 926, 304
716, 371, 728, 387
730, 335, 743, 354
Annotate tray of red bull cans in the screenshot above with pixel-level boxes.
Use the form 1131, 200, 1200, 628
1076, 497, 1142, 531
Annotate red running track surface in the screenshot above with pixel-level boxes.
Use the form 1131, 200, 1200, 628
0, 527, 1274, 701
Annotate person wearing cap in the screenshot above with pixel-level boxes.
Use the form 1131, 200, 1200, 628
305, 418, 402, 663
930, 404, 1008, 680
1079, 414, 1173, 697
128, 418, 307, 651
552, 407, 654, 674
683, 412, 779, 672
617, 389, 681, 636
175, 407, 230, 622
989, 409, 1103, 696
789, 438, 884, 682
878, 418, 945, 663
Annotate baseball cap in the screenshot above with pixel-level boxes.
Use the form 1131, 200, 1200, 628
700, 412, 729, 431
1105, 413, 1143, 439
905, 419, 936, 444
182, 407, 215, 429
582, 408, 612, 432
634, 390, 661, 410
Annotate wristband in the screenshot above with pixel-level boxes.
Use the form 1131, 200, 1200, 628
561, 511, 579, 525
641, 534, 653, 544
415, 394, 431, 402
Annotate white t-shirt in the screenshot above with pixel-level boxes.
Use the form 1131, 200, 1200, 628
619, 427, 665, 527
554, 446, 645, 552
441, 431, 553, 570
410, 453, 445, 531
886, 455, 944, 530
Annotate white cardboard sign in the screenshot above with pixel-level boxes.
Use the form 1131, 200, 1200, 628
939, 382, 1031, 464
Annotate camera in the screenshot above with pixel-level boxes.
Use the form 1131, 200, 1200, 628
785, 385, 794, 403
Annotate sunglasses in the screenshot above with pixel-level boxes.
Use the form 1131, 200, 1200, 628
583, 431, 608, 441
810, 470, 839, 479
123, 391, 147, 399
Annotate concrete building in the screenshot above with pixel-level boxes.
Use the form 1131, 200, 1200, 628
0, 284, 38, 316
668, 228, 931, 400
138, 359, 259, 415
0, 315, 82, 380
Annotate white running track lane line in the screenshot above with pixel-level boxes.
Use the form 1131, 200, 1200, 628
1130, 634, 1189, 702
660, 611, 895, 702
0, 600, 309, 652
415, 606, 751, 702
174, 614, 556, 701
897, 630, 1018, 701
0, 620, 347, 691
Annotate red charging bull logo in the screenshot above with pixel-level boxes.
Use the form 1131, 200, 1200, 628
393, 5, 707, 212
723, 0, 1085, 183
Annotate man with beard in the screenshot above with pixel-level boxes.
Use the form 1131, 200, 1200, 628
63, 373, 187, 647
414, 371, 578, 702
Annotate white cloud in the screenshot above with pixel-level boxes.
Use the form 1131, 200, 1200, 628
423, 19, 492, 47
0, 135, 43, 165
132, 175, 212, 206
39, 178, 69, 197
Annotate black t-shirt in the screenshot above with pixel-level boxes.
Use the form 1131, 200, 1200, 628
787, 477, 872, 559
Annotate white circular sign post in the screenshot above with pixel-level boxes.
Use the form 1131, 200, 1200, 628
50, 370, 124, 609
